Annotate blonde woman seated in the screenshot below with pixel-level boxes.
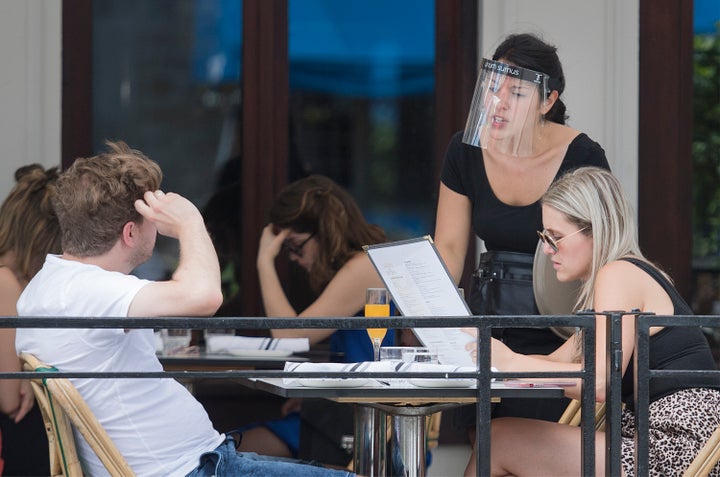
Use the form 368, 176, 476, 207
466, 167, 720, 476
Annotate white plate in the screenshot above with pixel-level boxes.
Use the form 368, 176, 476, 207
297, 378, 370, 388
409, 378, 474, 388
226, 349, 293, 358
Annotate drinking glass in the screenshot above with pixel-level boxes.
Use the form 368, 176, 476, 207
365, 287, 389, 361
204, 328, 236, 341
380, 346, 407, 385
160, 329, 191, 355
401, 347, 439, 364
379, 346, 404, 362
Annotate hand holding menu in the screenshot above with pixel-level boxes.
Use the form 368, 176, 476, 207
364, 236, 477, 367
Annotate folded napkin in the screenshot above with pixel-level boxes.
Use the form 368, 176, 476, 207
282, 361, 396, 384
282, 361, 487, 384
206, 336, 309, 354
401, 362, 478, 376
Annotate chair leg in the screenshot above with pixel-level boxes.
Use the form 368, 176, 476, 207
683, 425, 720, 477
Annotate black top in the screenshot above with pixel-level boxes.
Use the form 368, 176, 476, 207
619, 258, 720, 408
440, 131, 609, 253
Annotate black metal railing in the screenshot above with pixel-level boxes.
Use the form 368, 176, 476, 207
633, 314, 720, 477
472, 312, 605, 477
0, 313, 621, 476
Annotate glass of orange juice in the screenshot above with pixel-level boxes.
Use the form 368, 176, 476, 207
365, 288, 389, 361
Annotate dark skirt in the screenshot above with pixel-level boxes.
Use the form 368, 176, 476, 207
620, 388, 720, 476
0, 404, 50, 476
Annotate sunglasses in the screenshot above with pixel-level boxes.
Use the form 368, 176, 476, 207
536, 227, 588, 253
282, 232, 315, 258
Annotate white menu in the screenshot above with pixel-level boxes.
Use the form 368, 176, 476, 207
364, 236, 476, 367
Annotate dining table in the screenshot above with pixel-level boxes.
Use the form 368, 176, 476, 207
242, 376, 568, 477
158, 348, 309, 395
158, 349, 308, 371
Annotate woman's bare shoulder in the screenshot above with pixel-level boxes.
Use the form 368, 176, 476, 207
597, 259, 659, 297
597, 258, 645, 278
0, 266, 22, 291
340, 251, 377, 274
0, 267, 23, 314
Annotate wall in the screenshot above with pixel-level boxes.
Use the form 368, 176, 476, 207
0, 1, 61, 202
481, 0, 639, 207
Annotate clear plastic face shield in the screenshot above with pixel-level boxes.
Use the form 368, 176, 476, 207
462, 59, 550, 157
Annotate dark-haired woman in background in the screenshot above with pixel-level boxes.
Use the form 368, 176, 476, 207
0, 164, 60, 476
240, 175, 393, 466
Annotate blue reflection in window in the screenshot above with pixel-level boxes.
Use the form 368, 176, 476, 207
289, 0, 434, 97
192, 0, 242, 84
695, 0, 720, 35
192, 0, 435, 97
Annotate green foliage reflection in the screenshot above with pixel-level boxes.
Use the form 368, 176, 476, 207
693, 25, 720, 259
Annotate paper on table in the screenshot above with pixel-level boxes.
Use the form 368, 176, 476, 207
364, 236, 477, 367
206, 336, 309, 354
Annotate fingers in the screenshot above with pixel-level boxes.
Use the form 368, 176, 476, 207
14, 382, 35, 423
261, 224, 289, 241
134, 189, 165, 217
258, 225, 290, 255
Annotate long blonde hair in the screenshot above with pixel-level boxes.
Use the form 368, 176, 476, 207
541, 167, 666, 311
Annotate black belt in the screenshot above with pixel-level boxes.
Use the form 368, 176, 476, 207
474, 250, 534, 281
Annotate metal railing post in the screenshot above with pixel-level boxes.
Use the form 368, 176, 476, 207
633, 313, 652, 477
605, 311, 627, 476
579, 310, 597, 476
476, 319, 492, 477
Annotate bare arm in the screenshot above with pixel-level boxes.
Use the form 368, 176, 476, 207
486, 260, 671, 401
590, 260, 672, 400
433, 183, 472, 284
0, 270, 34, 421
129, 190, 223, 317
257, 225, 384, 345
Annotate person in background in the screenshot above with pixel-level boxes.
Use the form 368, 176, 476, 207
468, 166, 720, 476
0, 164, 59, 476
14, 142, 355, 477
245, 175, 393, 465
434, 33, 610, 431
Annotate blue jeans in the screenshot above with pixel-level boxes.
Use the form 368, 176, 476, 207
186, 436, 355, 477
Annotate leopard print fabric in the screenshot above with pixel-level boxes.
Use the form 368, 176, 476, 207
620, 388, 720, 476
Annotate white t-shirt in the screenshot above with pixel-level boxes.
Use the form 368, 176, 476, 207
16, 255, 223, 477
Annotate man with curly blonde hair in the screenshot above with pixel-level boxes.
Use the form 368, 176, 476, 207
16, 141, 354, 477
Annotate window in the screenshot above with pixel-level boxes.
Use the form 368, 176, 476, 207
72, 0, 476, 315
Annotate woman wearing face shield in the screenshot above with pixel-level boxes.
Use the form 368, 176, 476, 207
433, 33, 611, 433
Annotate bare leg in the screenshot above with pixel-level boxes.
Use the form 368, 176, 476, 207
464, 417, 609, 477
237, 426, 293, 458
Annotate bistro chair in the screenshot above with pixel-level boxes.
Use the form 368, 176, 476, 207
426, 411, 442, 450
684, 424, 720, 477
20, 353, 135, 477
557, 398, 607, 430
